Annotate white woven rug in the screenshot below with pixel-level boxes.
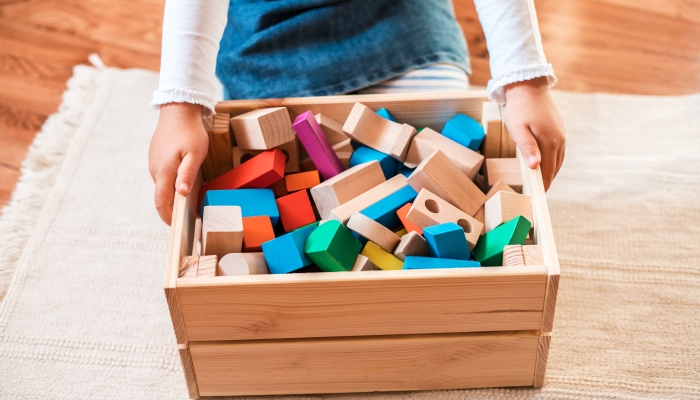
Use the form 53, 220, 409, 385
1, 66, 699, 399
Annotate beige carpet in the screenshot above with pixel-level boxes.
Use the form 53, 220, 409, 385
0, 65, 699, 399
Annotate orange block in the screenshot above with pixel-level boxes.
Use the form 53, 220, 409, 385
276, 190, 317, 232
285, 171, 321, 192
397, 202, 423, 234
242, 216, 276, 252
268, 178, 288, 197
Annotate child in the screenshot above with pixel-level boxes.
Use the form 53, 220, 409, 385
149, 0, 566, 225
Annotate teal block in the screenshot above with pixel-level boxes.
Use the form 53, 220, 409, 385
304, 220, 362, 272
262, 223, 317, 274
376, 108, 396, 122
441, 114, 485, 151
403, 257, 480, 270
360, 185, 417, 230
349, 146, 396, 180
472, 216, 531, 266
423, 222, 471, 260
200, 189, 279, 225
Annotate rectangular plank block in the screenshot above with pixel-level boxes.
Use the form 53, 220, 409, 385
441, 114, 485, 151
481, 102, 502, 160
230, 107, 296, 150
292, 111, 344, 180
358, 185, 418, 231
342, 103, 417, 161
310, 161, 385, 219
304, 220, 362, 272
276, 190, 317, 232
485, 191, 533, 232
241, 216, 275, 252
503, 245, 544, 267
202, 206, 243, 259
407, 150, 485, 216
404, 128, 484, 180
285, 171, 320, 192
179, 255, 218, 278
485, 158, 523, 193
403, 257, 480, 270
203, 112, 233, 181
314, 113, 349, 145
474, 180, 517, 235
424, 222, 471, 260
329, 174, 408, 224
218, 253, 270, 276
393, 231, 429, 261
200, 189, 279, 225
361, 241, 404, 271
262, 224, 318, 274
347, 212, 401, 253
351, 254, 379, 271
472, 216, 531, 267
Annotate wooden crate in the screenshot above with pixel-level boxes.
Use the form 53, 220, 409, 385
165, 92, 560, 399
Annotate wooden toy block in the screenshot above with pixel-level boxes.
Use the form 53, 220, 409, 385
349, 146, 396, 180
423, 222, 471, 260
484, 158, 523, 193
332, 138, 353, 153
336, 151, 352, 169
481, 101, 503, 159
267, 178, 288, 197
499, 105, 517, 158
261, 223, 318, 274
396, 166, 414, 177
202, 112, 233, 181
360, 241, 404, 271
359, 185, 418, 230
403, 128, 484, 180
347, 212, 401, 253
314, 113, 349, 145
230, 107, 295, 150
329, 174, 408, 224
342, 103, 417, 161
473, 180, 516, 235
179, 255, 219, 278
200, 189, 279, 225
474, 206, 485, 235
310, 161, 385, 219
199, 148, 285, 206
393, 231, 429, 261
351, 254, 379, 271
232, 139, 300, 174
241, 216, 275, 252
403, 256, 480, 270
472, 215, 531, 267
406, 150, 486, 216
304, 220, 362, 272
285, 171, 320, 193
202, 206, 244, 259
217, 253, 270, 276
276, 190, 317, 232
299, 156, 315, 172
395, 228, 408, 237
192, 217, 202, 256
376, 108, 396, 122
292, 110, 344, 180
441, 114, 485, 151
196, 256, 217, 277
502, 245, 544, 267
484, 191, 533, 232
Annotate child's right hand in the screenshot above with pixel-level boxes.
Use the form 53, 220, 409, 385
148, 103, 209, 225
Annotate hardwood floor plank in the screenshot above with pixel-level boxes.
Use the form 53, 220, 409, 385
0, 165, 20, 211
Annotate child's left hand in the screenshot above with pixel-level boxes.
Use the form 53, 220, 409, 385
502, 77, 566, 191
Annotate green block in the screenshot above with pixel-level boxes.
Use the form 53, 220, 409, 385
304, 220, 362, 272
472, 216, 531, 267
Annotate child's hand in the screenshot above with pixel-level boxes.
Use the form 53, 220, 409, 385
502, 77, 566, 191
148, 103, 209, 225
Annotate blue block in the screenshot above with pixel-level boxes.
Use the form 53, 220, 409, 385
376, 108, 396, 122
262, 224, 317, 274
403, 256, 480, 270
396, 166, 414, 178
360, 185, 418, 230
423, 222, 471, 260
349, 146, 396, 180
441, 114, 485, 151
200, 189, 279, 225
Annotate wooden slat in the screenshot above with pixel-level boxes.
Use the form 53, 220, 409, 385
533, 332, 552, 388
190, 331, 539, 396
177, 343, 200, 399
176, 265, 546, 341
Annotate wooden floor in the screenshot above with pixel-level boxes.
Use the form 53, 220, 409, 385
1, 0, 699, 209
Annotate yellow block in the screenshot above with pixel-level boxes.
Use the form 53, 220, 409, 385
361, 241, 404, 270
395, 228, 408, 238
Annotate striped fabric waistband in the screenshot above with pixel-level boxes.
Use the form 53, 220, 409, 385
358, 64, 470, 94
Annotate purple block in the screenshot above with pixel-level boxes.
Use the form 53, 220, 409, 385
292, 111, 344, 180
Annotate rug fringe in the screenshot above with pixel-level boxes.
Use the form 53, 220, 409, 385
0, 65, 100, 301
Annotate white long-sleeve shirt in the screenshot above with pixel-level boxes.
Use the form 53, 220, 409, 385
151, 0, 556, 116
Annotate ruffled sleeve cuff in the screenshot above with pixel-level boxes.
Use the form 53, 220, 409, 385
151, 88, 217, 117
487, 63, 557, 104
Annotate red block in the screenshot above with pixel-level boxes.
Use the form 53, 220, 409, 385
242, 216, 275, 252
199, 149, 285, 207
276, 190, 317, 232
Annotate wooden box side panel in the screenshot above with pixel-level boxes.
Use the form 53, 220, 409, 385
191, 331, 539, 396
178, 343, 200, 399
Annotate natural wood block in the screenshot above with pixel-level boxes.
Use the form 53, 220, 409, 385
336, 151, 352, 169
232, 139, 300, 174
192, 218, 202, 256
403, 128, 484, 180
315, 113, 349, 145
200, 188, 279, 225
396, 203, 423, 235
276, 190, 317, 232
503, 245, 544, 267
230, 107, 295, 150
424, 222, 471, 260
218, 253, 270, 276
267, 178, 288, 197
304, 220, 362, 272
393, 231, 429, 261
403, 256, 480, 270
441, 114, 485, 151
474, 180, 516, 235
485, 158, 523, 193
179, 255, 218, 278
523, 244, 545, 265
310, 161, 386, 220
331, 138, 353, 153
407, 150, 485, 216
202, 112, 233, 181
347, 212, 401, 253
351, 254, 379, 271
292, 111, 344, 180
299, 156, 315, 172
285, 171, 320, 193
406, 189, 483, 250
241, 216, 275, 252
376, 107, 396, 122
472, 216, 531, 267
499, 105, 517, 158
261, 223, 318, 274
329, 174, 408, 224
342, 103, 417, 161
474, 206, 485, 235
203, 206, 243, 259
197, 255, 218, 277
484, 191, 533, 232
481, 102, 502, 160
361, 241, 404, 271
